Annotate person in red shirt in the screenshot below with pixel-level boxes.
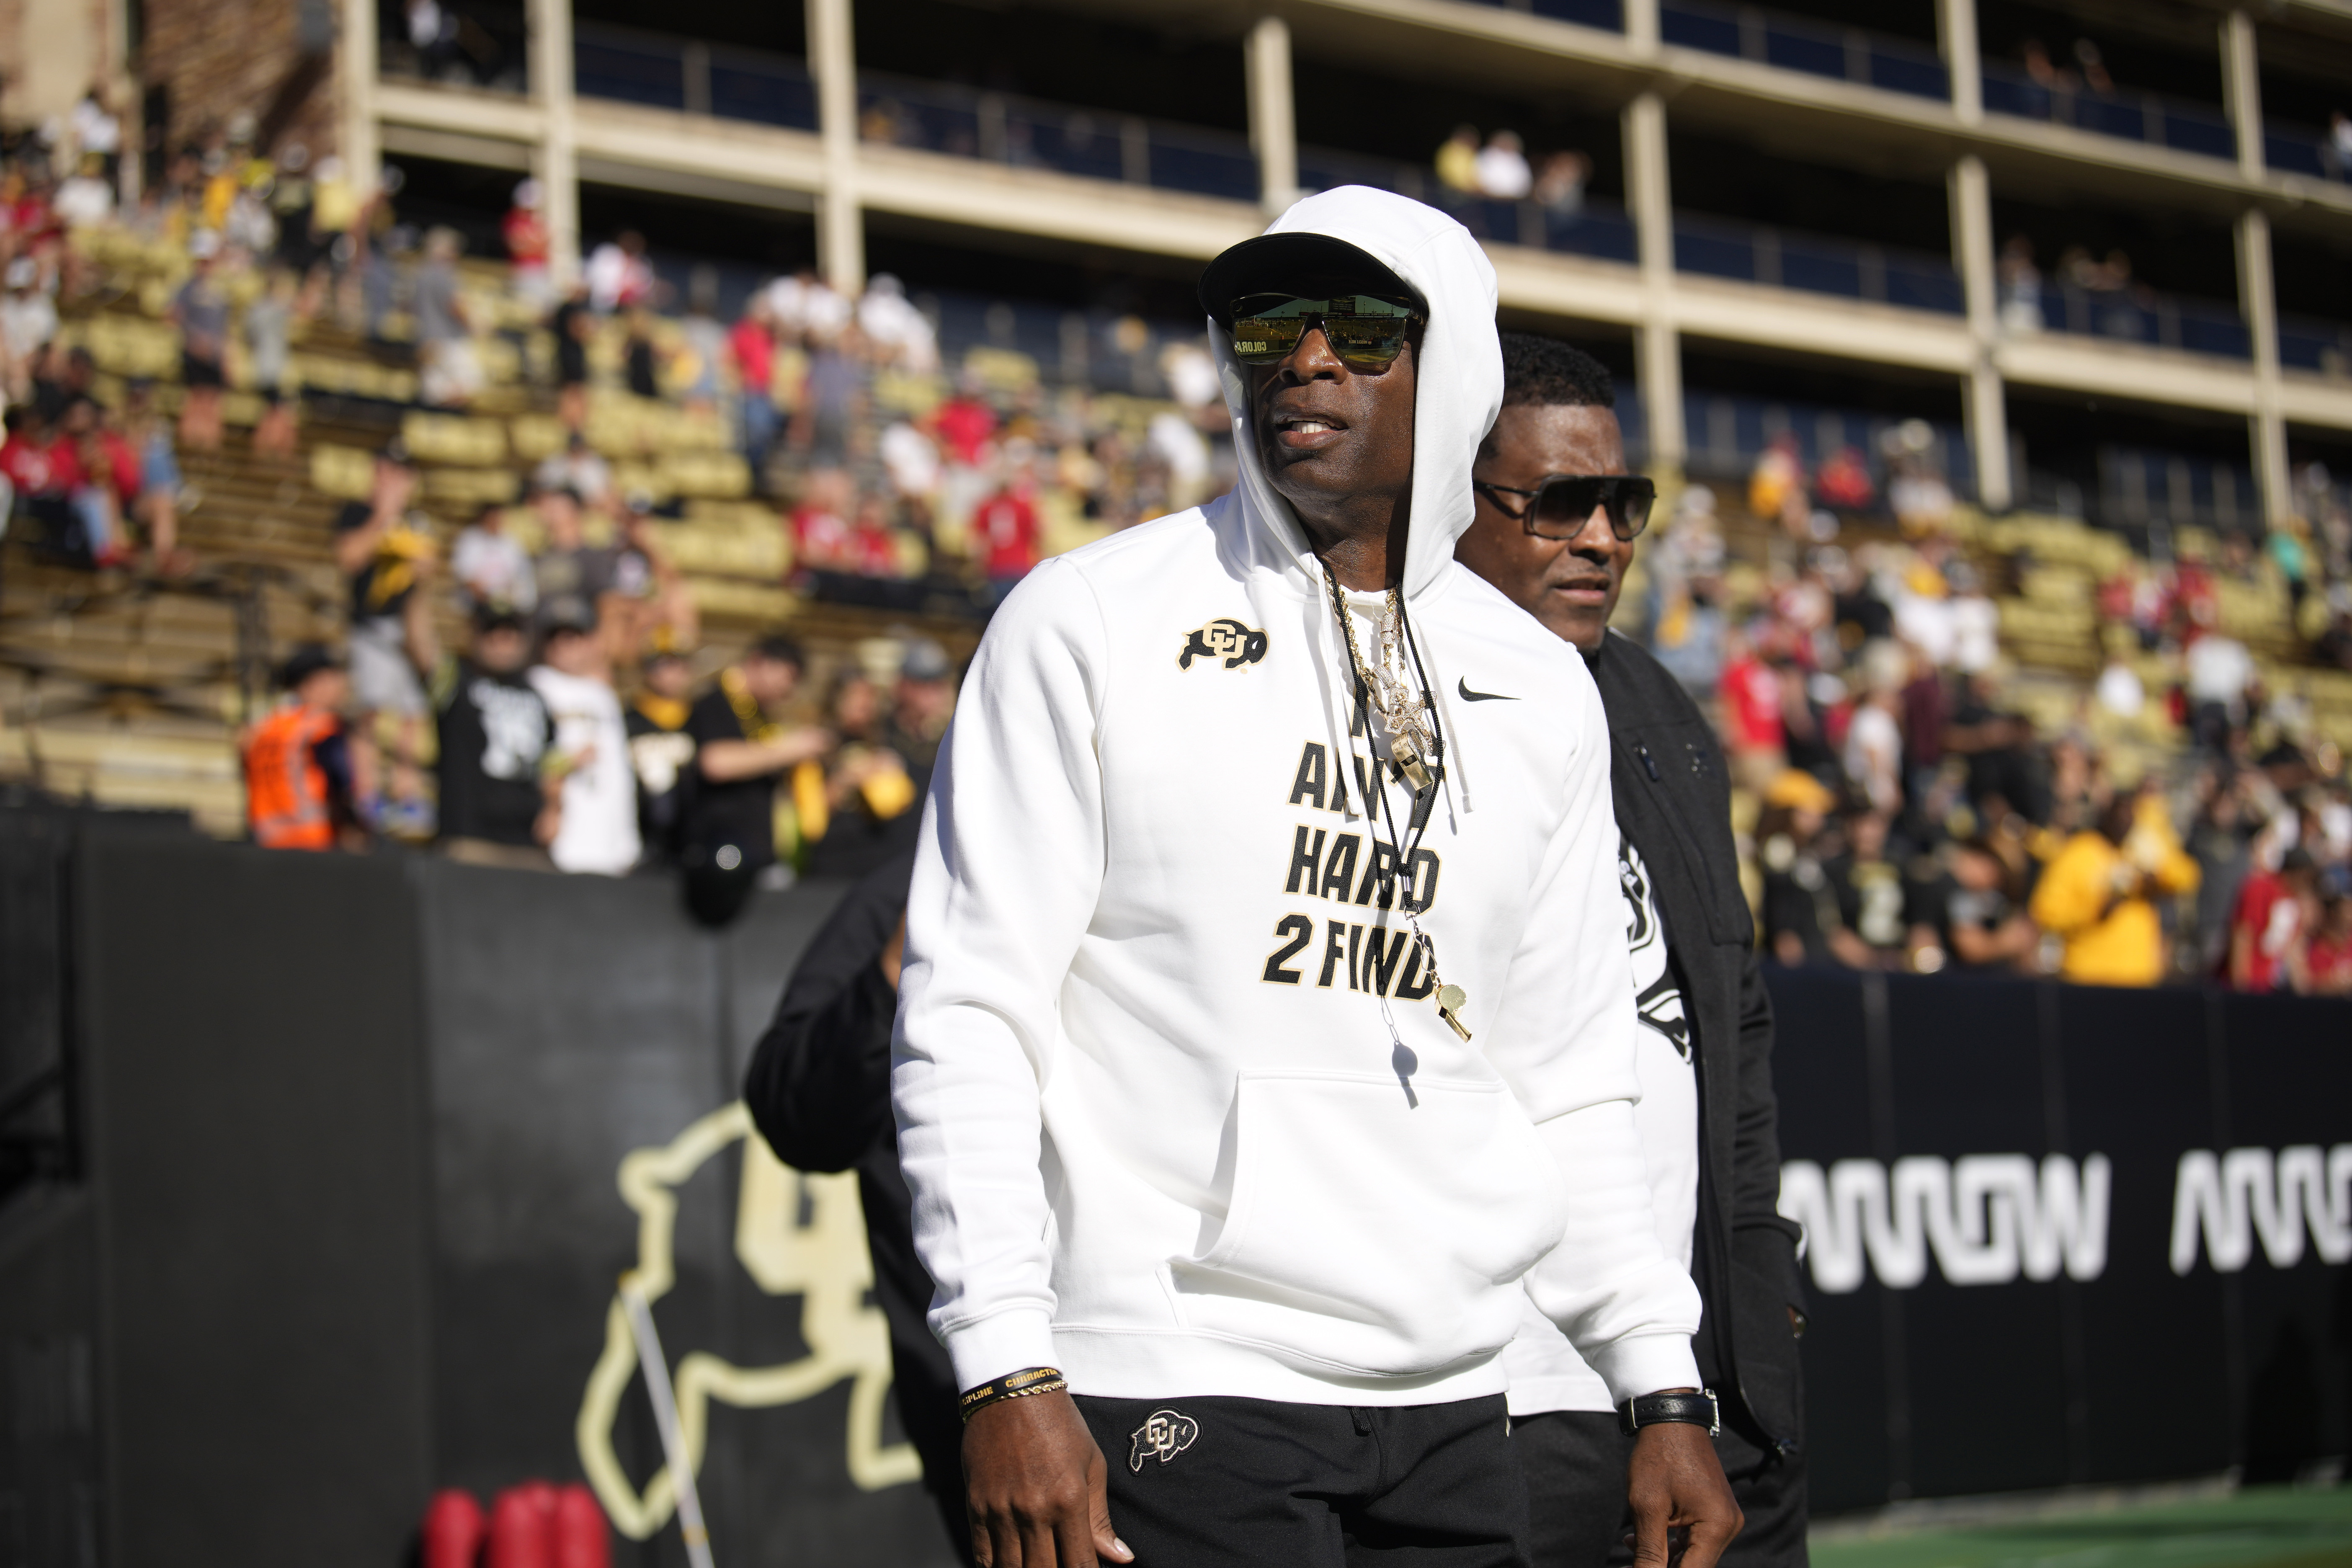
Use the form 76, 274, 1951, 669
0, 406, 62, 496
2, 404, 91, 560
62, 398, 138, 566
973, 479, 1040, 603
731, 294, 780, 489
2305, 894, 2352, 996
2229, 848, 2318, 992
847, 493, 903, 579
933, 380, 997, 469
1813, 445, 1875, 511
2171, 550, 2219, 641
1716, 622, 1788, 793
788, 467, 857, 577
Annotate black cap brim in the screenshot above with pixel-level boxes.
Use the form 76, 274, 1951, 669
1197, 232, 1421, 327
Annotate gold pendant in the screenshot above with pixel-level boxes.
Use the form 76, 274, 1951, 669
1435, 983, 1470, 1041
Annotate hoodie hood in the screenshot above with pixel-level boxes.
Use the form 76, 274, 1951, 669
1209, 186, 1503, 603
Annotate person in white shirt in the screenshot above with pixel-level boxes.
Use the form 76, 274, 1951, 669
53, 155, 114, 229
1844, 642, 1908, 818
894, 186, 1736, 1568
529, 620, 640, 875
451, 503, 538, 615
1475, 130, 1534, 200
859, 273, 940, 374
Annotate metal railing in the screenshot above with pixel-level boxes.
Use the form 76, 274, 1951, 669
1672, 214, 1964, 314
2014, 283, 2251, 359
2263, 121, 2352, 183
1659, 0, 1949, 101
1980, 64, 2236, 162
2098, 445, 2261, 533
856, 74, 1259, 202
1668, 388, 1976, 501
573, 25, 818, 129
2280, 315, 2352, 377
1452, 0, 1625, 29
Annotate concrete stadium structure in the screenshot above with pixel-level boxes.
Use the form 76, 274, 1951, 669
307, 0, 2352, 524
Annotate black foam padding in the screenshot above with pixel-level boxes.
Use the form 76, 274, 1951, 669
78, 831, 433, 1567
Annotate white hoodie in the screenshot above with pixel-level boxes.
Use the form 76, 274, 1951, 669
892, 187, 1702, 1409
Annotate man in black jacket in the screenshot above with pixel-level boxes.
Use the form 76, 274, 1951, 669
742, 850, 973, 1566
1456, 334, 1808, 1567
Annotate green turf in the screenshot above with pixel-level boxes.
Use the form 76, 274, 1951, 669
1810, 1486, 2352, 1568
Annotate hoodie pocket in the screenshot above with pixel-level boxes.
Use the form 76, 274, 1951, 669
1169, 1070, 1568, 1378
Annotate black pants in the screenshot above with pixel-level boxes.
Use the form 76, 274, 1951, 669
1072, 1393, 1531, 1568
1510, 1410, 1807, 1568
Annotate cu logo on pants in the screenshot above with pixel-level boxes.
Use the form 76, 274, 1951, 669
1128, 1408, 1201, 1472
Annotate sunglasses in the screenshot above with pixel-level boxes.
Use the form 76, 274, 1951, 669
1474, 474, 1656, 542
1226, 293, 1423, 370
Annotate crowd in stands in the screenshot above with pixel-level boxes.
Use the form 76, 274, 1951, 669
4, 101, 2349, 987
1633, 448, 2352, 995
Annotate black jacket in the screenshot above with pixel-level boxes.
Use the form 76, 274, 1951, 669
1588, 630, 1805, 1451
743, 851, 971, 1554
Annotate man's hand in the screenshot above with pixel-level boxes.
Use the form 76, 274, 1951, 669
1626, 1409, 1742, 1568
962, 1390, 1131, 1568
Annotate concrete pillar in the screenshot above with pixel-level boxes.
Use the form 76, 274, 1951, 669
1936, 0, 1981, 124
338, 0, 381, 193
2238, 208, 2279, 379
526, 0, 578, 283
1622, 92, 1684, 472
1965, 361, 2012, 512
1624, 94, 1672, 289
2219, 9, 2264, 180
1245, 16, 1298, 215
1948, 155, 2008, 508
810, 0, 864, 294
1623, 0, 1659, 56
1636, 320, 1686, 477
1948, 155, 1996, 339
2236, 208, 2290, 524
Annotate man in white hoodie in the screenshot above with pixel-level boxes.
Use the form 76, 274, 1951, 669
894, 188, 1739, 1568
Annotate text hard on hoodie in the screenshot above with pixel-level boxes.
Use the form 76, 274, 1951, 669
892, 186, 1703, 1408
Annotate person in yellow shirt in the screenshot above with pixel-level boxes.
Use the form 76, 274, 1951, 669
2030, 788, 2200, 986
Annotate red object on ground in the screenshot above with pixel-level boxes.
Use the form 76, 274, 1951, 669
551, 1484, 611, 1568
421, 1489, 487, 1568
487, 1482, 560, 1568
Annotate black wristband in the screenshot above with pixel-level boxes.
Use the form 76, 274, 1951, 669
958, 1366, 1068, 1424
1617, 1388, 1720, 1437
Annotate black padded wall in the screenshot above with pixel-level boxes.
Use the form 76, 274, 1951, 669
77, 830, 434, 1567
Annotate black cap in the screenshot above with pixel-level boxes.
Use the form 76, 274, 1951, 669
279, 642, 342, 689
1197, 232, 1421, 327
474, 606, 529, 637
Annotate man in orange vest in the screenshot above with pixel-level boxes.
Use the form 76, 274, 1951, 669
244, 644, 357, 851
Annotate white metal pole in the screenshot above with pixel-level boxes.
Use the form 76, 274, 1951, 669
621, 1282, 716, 1568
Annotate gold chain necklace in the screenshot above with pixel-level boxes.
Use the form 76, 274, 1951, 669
1319, 564, 1470, 1042
1320, 567, 1434, 792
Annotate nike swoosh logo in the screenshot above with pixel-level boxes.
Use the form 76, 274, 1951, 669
1457, 678, 1517, 703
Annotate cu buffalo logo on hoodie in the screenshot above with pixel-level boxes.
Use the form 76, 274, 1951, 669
1179, 619, 1269, 671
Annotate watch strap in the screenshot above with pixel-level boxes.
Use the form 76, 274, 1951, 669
1616, 1388, 1720, 1437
